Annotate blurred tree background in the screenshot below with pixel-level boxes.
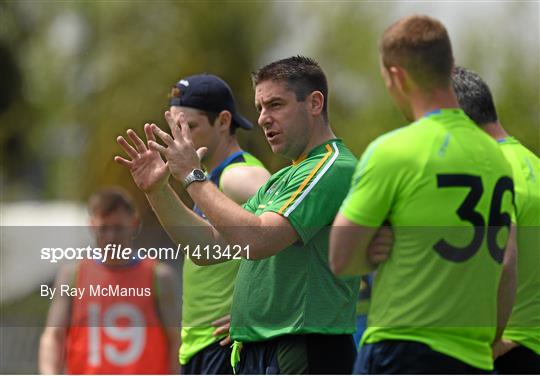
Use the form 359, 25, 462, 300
0, 0, 279, 215
1, 1, 538, 210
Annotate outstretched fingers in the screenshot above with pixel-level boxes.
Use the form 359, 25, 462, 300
151, 124, 174, 146
164, 111, 183, 140
148, 140, 168, 155
177, 112, 193, 144
127, 128, 147, 153
144, 123, 157, 143
114, 156, 133, 168
116, 135, 139, 160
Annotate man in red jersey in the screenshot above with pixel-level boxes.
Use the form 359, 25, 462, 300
39, 187, 180, 374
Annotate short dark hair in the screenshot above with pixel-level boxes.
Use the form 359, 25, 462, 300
452, 66, 498, 125
380, 15, 454, 90
88, 187, 136, 217
251, 55, 329, 121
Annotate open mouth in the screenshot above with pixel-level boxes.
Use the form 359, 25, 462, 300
266, 130, 279, 142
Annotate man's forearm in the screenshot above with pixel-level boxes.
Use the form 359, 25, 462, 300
330, 214, 378, 276
186, 181, 270, 254
495, 225, 518, 342
146, 184, 219, 249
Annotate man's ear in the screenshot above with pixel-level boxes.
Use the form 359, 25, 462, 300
379, 62, 392, 87
389, 66, 409, 93
308, 91, 324, 117
217, 110, 233, 133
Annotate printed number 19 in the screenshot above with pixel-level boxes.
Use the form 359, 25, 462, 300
434, 174, 514, 263
88, 303, 145, 367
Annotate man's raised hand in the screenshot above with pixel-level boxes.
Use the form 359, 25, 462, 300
114, 124, 170, 193
148, 111, 207, 183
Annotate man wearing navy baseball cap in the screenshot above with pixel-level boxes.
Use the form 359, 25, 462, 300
115, 73, 270, 374
169, 74, 254, 132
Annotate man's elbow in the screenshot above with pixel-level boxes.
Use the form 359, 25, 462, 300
245, 243, 278, 260
329, 253, 347, 276
329, 230, 361, 276
330, 242, 373, 277
330, 253, 361, 276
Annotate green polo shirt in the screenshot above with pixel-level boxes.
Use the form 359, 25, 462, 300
340, 109, 515, 370
230, 139, 359, 342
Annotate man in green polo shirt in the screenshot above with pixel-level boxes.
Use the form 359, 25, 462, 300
452, 66, 540, 373
129, 56, 361, 374
329, 15, 516, 373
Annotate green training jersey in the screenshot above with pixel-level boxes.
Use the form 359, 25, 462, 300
230, 139, 359, 342
340, 109, 515, 370
180, 152, 266, 365
499, 137, 540, 354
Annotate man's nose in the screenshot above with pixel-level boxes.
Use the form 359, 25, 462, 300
258, 109, 271, 129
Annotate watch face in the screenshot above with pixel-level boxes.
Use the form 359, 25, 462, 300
193, 170, 206, 180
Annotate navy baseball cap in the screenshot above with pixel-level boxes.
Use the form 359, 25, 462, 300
168, 73, 253, 130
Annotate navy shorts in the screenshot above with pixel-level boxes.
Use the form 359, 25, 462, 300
494, 345, 540, 374
182, 340, 233, 375
355, 340, 491, 374
235, 333, 356, 374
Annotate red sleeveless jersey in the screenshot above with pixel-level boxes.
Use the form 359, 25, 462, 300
66, 259, 170, 374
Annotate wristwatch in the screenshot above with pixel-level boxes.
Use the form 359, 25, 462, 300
183, 169, 207, 188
